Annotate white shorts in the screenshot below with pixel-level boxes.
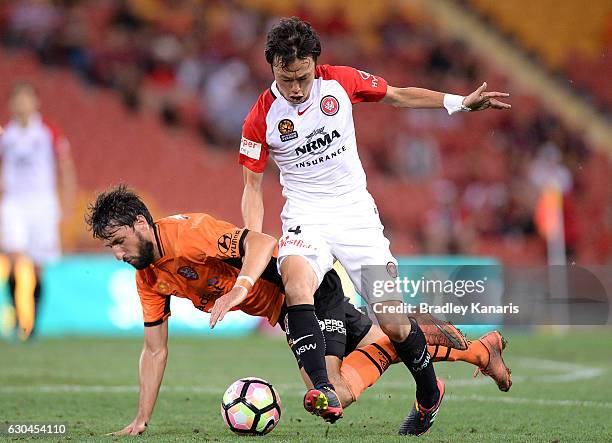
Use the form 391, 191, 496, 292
277, 200, 400, 304
0, 198, 61, 265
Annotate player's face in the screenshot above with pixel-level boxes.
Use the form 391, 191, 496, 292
104, 225, 155, 270
10, 89, 39, 119
272, 57, 316, 104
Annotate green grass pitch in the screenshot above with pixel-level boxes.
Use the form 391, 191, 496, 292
1, 330, 611, 442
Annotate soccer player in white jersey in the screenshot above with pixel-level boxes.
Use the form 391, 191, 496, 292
239, 18, 510, 435
0, 83, 76, 340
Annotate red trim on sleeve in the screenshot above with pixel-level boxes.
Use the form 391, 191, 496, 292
42, 118, 70, 157
316, 64, 388, 104
239, 89, 275, 173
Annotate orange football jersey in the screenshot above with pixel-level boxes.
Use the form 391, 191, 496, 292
136, 213, 285, 326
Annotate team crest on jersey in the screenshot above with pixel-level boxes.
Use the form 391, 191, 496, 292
320, 95, 339, 116
278, 119, 298, 142
178, 266, 199, 280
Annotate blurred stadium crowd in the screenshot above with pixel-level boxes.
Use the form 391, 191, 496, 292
1, 0, 610, 264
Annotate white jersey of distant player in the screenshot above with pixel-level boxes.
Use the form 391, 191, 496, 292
239, 65, 388, 222
0, 113, 67, 264
1, 112, 66, 205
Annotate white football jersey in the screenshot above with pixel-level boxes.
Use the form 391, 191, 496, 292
0, 113, 68, 203
239, 65, 387, 222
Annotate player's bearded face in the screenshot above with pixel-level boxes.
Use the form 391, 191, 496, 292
273, 57, 316, 104
129, 230, 155, 270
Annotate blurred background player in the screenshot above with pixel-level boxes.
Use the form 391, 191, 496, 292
0, 83, 76, 341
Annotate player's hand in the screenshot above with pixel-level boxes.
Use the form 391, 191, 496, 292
463, 82, 511, 111
209, 286, 249, 329
106, 418, 147, 436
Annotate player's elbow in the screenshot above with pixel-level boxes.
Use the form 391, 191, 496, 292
260, 232, 277, 248
382, 86, 403, 107
246, 231, 277, 254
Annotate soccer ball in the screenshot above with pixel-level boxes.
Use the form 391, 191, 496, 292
221, 377, 282, 435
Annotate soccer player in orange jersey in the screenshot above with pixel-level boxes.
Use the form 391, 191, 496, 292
86, 185, 510, 436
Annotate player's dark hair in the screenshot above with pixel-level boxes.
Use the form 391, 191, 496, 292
85, 184, 154, 240
265, 17, 321, 68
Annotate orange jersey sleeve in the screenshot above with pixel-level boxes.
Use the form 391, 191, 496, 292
136, 272, 171, 326
178, 214, 248, 261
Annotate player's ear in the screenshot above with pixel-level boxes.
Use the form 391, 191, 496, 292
133, 214, 149, 231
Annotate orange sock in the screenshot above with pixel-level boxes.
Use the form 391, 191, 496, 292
340, 337, 397, 402
14, 256, 37, 341
429, 341, 488, 367
340, 337, 489, 403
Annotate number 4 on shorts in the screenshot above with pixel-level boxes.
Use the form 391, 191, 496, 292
288, 226, 302, 235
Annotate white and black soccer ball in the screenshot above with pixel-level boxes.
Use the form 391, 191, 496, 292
221, 377, 282, 435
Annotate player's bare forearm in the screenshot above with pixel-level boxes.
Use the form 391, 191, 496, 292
382, 83, 510, 112
382, 86, 445, 108
135, 322, 168, 425
242, 188, 264, 232
241, 231, 277, 280
242, 167, 265, 232
209, 231, 276, 328
108, 324, 168, 436
135, 346, 167, 422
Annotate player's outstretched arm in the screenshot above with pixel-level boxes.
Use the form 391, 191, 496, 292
209, 230, 277, 328
107, 320, 169, 436
242, 166, 265, 232
381, 82, 510, 112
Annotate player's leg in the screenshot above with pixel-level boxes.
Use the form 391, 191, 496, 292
307, 276, 353, 410
339, 322, 393, 408
280, 318, 352, 413
308, 285, 437, 409
331, 225, 442, 435
277, 225, 342, 422
0, 199, 29, 338
298, 356, 353, 408
341, 325, 511, 398
21, 205, 60, 340
282, 269, 357, 411
12, 256, 38, 341
5, 253, 18, 334
338, 300, 450, 408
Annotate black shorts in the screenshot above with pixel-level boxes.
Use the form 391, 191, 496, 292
278, 269, 373, 366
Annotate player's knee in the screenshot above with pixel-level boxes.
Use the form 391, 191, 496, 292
283, 279, 315, 305
380, 323, 411, 342
281, 257, 318, 305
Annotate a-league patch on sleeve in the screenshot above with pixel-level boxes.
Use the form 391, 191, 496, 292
240, 136, 262, 160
